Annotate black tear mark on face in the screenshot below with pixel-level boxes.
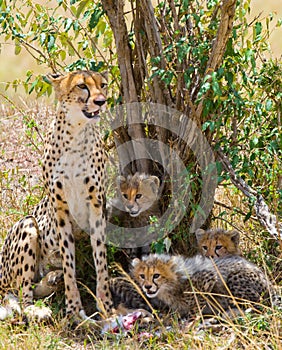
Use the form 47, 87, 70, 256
77, 83, 90, 104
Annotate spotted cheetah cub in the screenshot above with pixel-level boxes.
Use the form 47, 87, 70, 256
129, 253, 275, 318
108, 173, 161, 268
108, 173, 161, 227
195, 228, 241, 258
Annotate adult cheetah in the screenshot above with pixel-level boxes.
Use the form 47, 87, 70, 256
0, 70, 113, 321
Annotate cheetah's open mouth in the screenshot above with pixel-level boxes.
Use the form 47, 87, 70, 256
145, 290, 158, 298
82, 110, 100, 119
129, 211, 140, 217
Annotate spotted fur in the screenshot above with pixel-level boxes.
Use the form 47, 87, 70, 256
126, 253, 276, 318
195, 228, 241, 258
0, 70, 113, 320
108, 173, 161, 269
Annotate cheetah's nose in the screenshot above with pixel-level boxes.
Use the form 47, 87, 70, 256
144, 284, 152, 290
94, 99, 106, 106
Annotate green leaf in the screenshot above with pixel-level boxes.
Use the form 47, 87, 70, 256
47, 35, 55, 52
29, 78, 39, 94
250, 137, 259, 149
64, 18, 73, 31
14, 44, 21, 55
254, 22, 262, 41
59, 50, 66, 61
89, 5, 104, 30
203, 99, 213, 117
244, 211, 252, 222
76, 0, 89, 19
40, 32, 46, 45
265, 99, 273, 111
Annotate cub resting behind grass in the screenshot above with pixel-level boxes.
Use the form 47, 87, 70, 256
110, 253, 279, 319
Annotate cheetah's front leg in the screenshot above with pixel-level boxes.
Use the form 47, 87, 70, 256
88, 197, 113, 315
56, 210, 84, 318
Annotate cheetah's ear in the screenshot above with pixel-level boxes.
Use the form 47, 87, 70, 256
45, 73, 65, 85
228, 230, 240, 245
131, 258, 141, 267
195, 229, 206, 242
116, 175, 126, 187
143, 176, 160, 195
100, 71, 108, 81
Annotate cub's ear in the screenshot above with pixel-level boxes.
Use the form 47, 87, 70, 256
100, 71, 108, 81
150, 176, 160, 188
131, 258, 141, 267
227, 230, 240, 244
143, 176, 160, 194
195, 228, 206, 242
116, 175, 126, 187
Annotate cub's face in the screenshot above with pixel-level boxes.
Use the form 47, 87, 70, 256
195, 228, 241, 258
117, 174, 160, 217
47, 70, 107, 125
131, 256, 176, 298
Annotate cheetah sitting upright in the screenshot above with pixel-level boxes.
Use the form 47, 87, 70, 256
0, 70, 113, 321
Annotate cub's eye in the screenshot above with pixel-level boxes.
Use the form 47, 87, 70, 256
215, 245, 223, 250
122, 193, 128, 199
139, 274, 145, 279
101, 83, 107, 89
135, 194, 142, 199
202, 246, 208, 251
153, 273, 160, 279
77, 84, 88, 90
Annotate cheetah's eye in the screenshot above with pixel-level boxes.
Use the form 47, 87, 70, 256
101, 83, 107, 89
153, 273, 160, 279
139, 274, 145, 279
122, 193, 128, 199
215, 245, 223, 250
135, 194, 142, 199
202, 246, 208, 251
77, 84, 88, 90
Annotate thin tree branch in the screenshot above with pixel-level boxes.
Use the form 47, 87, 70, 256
196, 0, 236, 119
214, 200, 257, 220
217, 148, 282, 240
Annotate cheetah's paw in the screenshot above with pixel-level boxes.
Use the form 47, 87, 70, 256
24, 305, 52, 322
33, 270, 64, 298
0, 293, 22, 321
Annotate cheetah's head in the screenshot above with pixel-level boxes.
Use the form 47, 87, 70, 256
195, 228, 241, 258
47, 70, 107, 125
117, 173, 160, 217
131, 254, 178, 298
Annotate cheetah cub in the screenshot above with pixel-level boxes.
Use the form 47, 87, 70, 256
128, 253, 276, 318
195, 228, 241, 258
108, 173, 161, 267
108, 173, 161, 227
0, 70, 113, 321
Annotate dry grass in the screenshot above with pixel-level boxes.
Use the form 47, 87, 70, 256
0, 98, 282, 349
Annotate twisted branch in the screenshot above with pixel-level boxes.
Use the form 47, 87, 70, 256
217, 148, 282, 241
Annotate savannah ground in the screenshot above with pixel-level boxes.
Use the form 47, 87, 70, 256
0, 0, 282, 348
